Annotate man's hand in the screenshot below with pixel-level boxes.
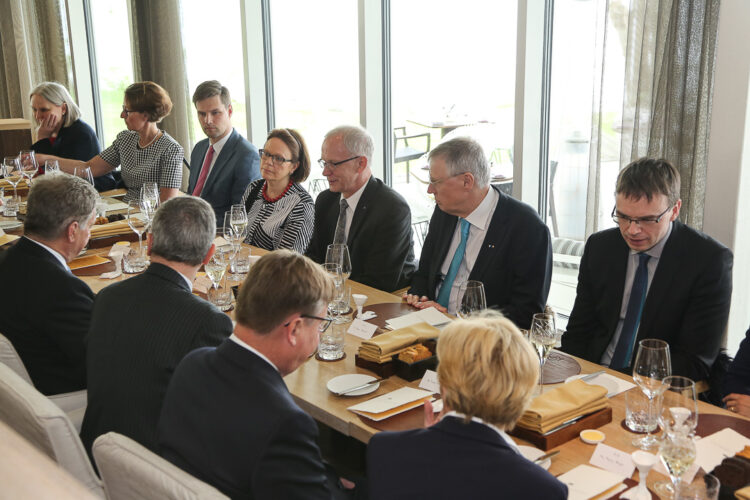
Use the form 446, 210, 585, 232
402, 293, 447, 313
423, 399, 443, 428
37, 114, 60, 140
723, 393, 750, 417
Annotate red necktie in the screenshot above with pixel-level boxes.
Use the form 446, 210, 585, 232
192, 145, 214, 196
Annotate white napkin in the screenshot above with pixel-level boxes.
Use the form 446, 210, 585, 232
100, 254, 123, 279
358, 311, 377, 320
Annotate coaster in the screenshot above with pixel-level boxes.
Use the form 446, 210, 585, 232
315, 352, 347, 362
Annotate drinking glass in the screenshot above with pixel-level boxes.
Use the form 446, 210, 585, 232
658, 431, 697, 499
127, 200, 147, 263
206, 247, 232, 310
325, 244, 352, 281
205, 249, 228, 291
44, 159, 60, 175
457, 280, 487, 318
74, 166, 95, 186
3, 156, 22, 200
19, 150, 37, 185
323, 263, 344, 321
631, 339, 672, 449
230, 204, 248, 241
530, 312, 560, 395
140, 182, 159, 227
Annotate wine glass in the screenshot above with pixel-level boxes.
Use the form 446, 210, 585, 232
74, 165, 95, 186
205, 248, 231, 310
140, 182, 159, 227
457, 280, 487, 318
3, 156, 23, 206
325, 244, 352, 282
222, 212, 241, 279
530, 312, 560, 395
658, 431, 697, 499
230, 204, 248, 241
44, 159, 60, 175
19, 150, 37, 186
323, 263, 345, 322
127, 200, 147, 263
631, 339, 672, 449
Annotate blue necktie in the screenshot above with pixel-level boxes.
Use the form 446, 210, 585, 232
610, 253, 651, 370
437, 219, 471, 308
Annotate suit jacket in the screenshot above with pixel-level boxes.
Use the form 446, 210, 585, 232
306, 176, 416, 292
188, 129, 261, 223
367, 416, 567, 500
0, 237, 93, 395
80, 263, 232, 455
158, 339, 333, 500
724, 327, 750, 396
562, 221, 733, 381
409, 186, 552, 329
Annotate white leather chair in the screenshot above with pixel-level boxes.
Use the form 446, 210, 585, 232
93, 432, 229, 500
0, 332, 87, 431
0, 362, 104, 497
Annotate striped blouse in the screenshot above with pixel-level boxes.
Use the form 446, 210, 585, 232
240, 179, 314, 253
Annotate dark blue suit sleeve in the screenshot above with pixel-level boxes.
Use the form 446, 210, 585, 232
231, 143, 260, 206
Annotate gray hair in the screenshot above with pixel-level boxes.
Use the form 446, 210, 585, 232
24, 175, 97, 240
429, 137, 490, 188
324, 125, 374, 164
30, 82, 81, 127
150, 197, 216, 266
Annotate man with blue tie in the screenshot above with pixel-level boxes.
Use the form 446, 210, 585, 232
188, 80, 260, 223
404, 137, 552, 329
562, 158, 733, 381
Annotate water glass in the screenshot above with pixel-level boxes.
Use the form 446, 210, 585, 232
625, 388, 658, 433
679, 474, 720, 500
122, 247, 148, 273
4, 196, 19, 217
44, 159, 60, 175
230, 246, 251, 275
457, 280, 487, 318
208, 284, 233, 312
318, 322, 346, 361
632, 338, 671, 449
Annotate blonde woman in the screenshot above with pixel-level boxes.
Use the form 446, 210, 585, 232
367, 312, 567, 500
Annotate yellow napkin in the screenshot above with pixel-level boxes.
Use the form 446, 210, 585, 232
69, 254, 110, 270
736, 486, 750, 500
516, 379, 608, 434
357, 322, 440, 363
0, 228, 19, 246
99, 188, 127, 198
90, 219, 143, 239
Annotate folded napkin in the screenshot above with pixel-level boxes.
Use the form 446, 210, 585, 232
69, 254, 110, 270
736, 486, 750, 500
100, 254, 123, 279
0, 228, 19, 246
357, 322, 440, 363
90, 219, 144, 239
516, 379, 609, 434
99, 188, 127, 198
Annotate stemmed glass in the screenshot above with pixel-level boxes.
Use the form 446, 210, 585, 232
127, 200, 148, 267
19, 150, 37, 186
230, 204, 248, 242
74, 165, 95, 186
631, 339, 672, 449
529, 312, 560, 395
3, 156, 22, 200
205, 248, 231, 310
44, 159, 60, 175
457, 280, 487, 318
223, 212, 241, 279
326, 244, 352, 281
323, 263, 345, 323
658, 432, 697, 499
140, 182, 159, 228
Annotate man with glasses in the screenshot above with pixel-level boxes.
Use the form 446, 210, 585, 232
404, 137, 552, 329
187, 80, 260, 223
305, 124, 416, 292
562, 158, 733, 381
159, 251, 355, 499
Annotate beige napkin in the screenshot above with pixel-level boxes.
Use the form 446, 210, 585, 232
0, 228, 19, 246
90, 219, 143, 239
516, 379, 609, 434
357, 322, 440, 363
736, 486, 750, 500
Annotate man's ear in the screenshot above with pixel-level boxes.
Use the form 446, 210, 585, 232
66, 221, 79, 242
356, 155, 368, 172
146, 233, 154, 256
227, 104, 233, 118
201, 243, 216, 266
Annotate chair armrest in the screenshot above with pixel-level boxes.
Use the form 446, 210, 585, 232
48, 390, 87, 414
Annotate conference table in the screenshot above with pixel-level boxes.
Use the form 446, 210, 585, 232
70, 242, 749, 496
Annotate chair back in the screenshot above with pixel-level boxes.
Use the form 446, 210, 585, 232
93, 432, 229, 500
0, 332, 33, 384
0, 362, 103, 496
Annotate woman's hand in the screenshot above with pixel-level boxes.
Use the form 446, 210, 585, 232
37, 114, 61, 140
423, 399, 443, 428
723, 393, 750, 417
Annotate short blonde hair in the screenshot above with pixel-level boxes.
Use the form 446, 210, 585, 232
235, 250, 334, 334
437, 312, 538, 429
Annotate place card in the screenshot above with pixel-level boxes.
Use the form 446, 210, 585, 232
589, 443, 635, 477
347, 318, 377, 340
419, 369, 441, 394
557, 464, 626, 500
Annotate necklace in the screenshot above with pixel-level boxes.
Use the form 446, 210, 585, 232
139, 130, 162, 149
262, 180, 293, 203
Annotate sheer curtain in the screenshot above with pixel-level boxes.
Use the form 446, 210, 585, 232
585, 0, 720, 236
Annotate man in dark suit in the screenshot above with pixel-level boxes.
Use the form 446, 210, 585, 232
562, 158, 733, 381
404, 137, 552, 329
188, 80, 260, 223
0, 175, 98, 395
159, 250, 352, 499
306, 124, 416, 292
368, 313, 567, 499
80, 197, 232, 455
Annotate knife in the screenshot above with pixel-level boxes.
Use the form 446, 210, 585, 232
581, 370, 605, 382
542, 414, 586, 436
335, 378, 385, 396
533, 450, 560, 464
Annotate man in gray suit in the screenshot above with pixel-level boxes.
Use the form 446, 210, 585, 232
188, 80, 260, 223
80, 197, 232, 455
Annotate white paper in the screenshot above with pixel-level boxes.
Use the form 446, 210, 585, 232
385, 307, 451, 330
693, 428, 750, 472
103, 200, 128, 212
108, 241, 130, 257
589, 443, 636, 477
358, 311, 377, 320
431, 399, 444, 413
653, 455, 700, 484
347, 387, 432, 414
347, 319, 378, 340
193, 275, 212, 294
213, 236, 231, 248
419, 369, 441, 394
556, 464, 626, 500
594, 373, 636, 397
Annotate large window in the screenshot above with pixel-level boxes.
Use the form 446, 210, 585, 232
88, 0, 134, 146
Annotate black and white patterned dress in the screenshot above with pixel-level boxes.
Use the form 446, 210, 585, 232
240, 179, 314, 253
99, 130, 183, 202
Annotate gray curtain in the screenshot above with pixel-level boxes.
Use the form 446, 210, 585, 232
0, 0, 73, 122
586, 0, 720, 236
129, 0, 193, 171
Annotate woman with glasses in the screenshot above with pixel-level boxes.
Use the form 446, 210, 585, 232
29, 81, 116, 191
36, 81, 182, 202
239, 128, 314, 253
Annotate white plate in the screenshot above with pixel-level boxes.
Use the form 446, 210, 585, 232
327, 374, 380, 397
518, 445, 551, 470
0, 220, 22, 230
566, 374, 619, 398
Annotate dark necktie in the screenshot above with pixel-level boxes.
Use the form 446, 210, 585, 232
436, 218, 471, 308
610, 253, 651, 370
333, 198, 348, 244
192, 145, 214, 197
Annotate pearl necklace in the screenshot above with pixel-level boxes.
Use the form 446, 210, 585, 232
139, 130, 162, 149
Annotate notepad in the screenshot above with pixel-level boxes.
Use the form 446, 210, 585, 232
347, 387, 433, 421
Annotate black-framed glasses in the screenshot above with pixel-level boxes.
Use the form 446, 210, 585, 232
284, 314, 333, 333
259, 149, 294, 167
121, 106, 138, 116
317, 156, 361, 170
611, 205, 673, 226
428, 172, 466, 187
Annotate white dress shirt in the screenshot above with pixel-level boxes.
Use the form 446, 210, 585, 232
229, 333, 279, 373
436, 188, 499, 313
443, 411, 520, 454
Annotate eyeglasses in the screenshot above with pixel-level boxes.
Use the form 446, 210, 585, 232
284, 314, 333, 333
611, 205, 673, 226
259, 149, 294, 167
428, 172, 466, 187
121, 106, 137, 116
317, 156, 361, 170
